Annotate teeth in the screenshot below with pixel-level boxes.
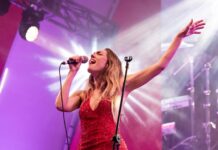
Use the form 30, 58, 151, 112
89, 59, 96, 64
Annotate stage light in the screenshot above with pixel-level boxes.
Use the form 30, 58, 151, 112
19, 5, 44, 42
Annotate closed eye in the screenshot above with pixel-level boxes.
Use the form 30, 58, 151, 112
96, 51, 103, 55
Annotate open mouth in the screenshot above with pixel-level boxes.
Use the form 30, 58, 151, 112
89, 59, 96, 64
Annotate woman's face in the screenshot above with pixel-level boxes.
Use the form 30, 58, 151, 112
88, 49, 108, 76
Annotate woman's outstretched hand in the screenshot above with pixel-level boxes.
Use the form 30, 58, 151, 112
177, 19, 206, 38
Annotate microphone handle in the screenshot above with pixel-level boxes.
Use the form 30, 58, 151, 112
61, 59, 78, 65
67, 59, 78, 64
61, 56, 88, 65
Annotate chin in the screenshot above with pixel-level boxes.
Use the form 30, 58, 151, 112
88, 68, 100, 77
87, 67, 91, 73
87, 67, 95, 74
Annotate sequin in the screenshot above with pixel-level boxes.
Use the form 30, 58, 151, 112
79, 98, 127, 150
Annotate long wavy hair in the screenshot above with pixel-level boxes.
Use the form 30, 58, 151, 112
84, 48, 123, 101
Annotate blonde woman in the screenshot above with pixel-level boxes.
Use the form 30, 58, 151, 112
55, 19, 205, 150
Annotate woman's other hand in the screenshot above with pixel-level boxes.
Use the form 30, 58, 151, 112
177, 19, 206, 38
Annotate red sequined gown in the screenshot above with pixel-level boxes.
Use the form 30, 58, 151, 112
79, 98, 127, 150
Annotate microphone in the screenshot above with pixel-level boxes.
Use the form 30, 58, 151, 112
61, 56, 88, 65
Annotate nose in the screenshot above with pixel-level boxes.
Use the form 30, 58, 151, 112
91, 53, 96, 58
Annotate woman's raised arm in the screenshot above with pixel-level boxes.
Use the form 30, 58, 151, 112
124, 19, 205, 93
55, 56, 83, 112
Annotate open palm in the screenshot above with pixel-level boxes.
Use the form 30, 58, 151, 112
178, 19, 206, 38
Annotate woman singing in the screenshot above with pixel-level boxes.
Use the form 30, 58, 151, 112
55, 19, 205, 150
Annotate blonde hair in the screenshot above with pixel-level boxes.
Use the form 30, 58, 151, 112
84, 48, 123, 101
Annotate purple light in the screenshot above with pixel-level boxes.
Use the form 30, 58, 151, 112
0, 68, 8, 93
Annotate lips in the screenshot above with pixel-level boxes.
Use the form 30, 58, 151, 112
89, 59, 96, 64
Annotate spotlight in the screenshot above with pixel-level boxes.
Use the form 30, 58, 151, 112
19, 5, 44, 42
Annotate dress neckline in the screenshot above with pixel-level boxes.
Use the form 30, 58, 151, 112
88, 98, 110, 111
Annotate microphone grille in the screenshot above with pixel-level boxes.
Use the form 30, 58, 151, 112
81, 56, 89, 63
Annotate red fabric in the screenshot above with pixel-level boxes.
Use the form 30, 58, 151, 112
78, 98, 127, 150
0, 5, 22, 76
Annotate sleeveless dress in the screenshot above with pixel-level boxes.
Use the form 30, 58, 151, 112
79, 98, 127, 150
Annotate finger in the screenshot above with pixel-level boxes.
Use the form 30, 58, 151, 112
68, 63, 81, 71
195, 23, 205, 27
194, 26, 205, 30
187, 19, 193, 27
194, 20, 204, 24
193, 31, 201, 34
190, 24, 205, 31
195, 21, 206, 25
69, 57, 80, 63
195, 21, 205, 25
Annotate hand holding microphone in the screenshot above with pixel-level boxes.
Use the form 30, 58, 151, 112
61, 55, 89, 72
62, 56, 88, 65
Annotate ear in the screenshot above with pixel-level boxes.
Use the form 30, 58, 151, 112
105, 62, 109, 68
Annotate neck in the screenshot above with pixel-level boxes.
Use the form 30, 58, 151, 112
93, 76, 101, 89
